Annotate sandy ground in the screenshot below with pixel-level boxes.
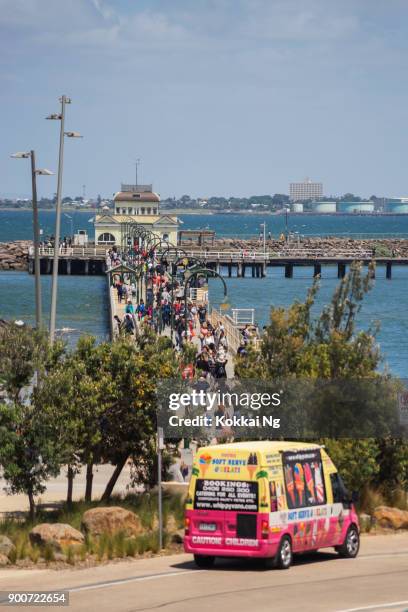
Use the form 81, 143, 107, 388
0, 464, 137, 515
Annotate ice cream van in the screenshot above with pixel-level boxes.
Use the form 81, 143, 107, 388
184, 441, 360, 569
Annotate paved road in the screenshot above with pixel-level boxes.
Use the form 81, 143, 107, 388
1, 534, 408, 611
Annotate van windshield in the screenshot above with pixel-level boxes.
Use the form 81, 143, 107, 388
194, 479, 258, 512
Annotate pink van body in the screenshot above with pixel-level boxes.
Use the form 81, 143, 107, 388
185, 506, 359, 559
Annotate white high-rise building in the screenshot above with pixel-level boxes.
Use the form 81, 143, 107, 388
290, 178, 323, 202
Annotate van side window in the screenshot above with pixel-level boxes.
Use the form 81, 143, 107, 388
330, 473, 348, 504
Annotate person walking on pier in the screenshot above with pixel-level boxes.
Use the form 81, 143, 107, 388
123, 313, 135, 335
137, 299, 146, 321
117, 282, 124, 303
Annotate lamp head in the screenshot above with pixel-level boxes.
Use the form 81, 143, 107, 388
11, 152, 31, 159
35, 169, 54, 176
64, 131, 83, 138
46, 113, 62, 120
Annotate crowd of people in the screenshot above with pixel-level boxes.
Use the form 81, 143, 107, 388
107, 245, 258, 381
40, 236, 74, 253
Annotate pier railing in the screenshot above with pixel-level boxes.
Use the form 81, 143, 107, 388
33, 246, 380, 261
159, 249, 375, 261
33, 246, 108, 257
230, 308, 255, 325
210, 307, 259, 354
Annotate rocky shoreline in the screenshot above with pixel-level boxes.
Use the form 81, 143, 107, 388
0, 241, 31, 271
191, 236, 408, 257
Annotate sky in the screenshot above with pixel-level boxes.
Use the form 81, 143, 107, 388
1, 0, 408, 200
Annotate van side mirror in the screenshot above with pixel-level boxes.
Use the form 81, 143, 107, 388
351, 490, 359, 504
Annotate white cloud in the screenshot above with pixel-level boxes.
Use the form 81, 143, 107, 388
90, 0, 117, 22
241, 0, 359, 41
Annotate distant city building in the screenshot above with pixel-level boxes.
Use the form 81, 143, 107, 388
291, 202, 304, 213
94, 183, 179, 245
290, 178, 323, 202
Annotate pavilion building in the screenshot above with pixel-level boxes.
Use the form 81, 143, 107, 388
94, 184, 179, 246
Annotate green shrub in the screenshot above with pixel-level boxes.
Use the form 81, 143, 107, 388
113, 531, 126, 558
8, 547, 17, 564
66, 546, 75, 565
389, 488, 408, 511
79, 544, 87, 562
28, 546, 40, 564
125, 538, 137, 557
359, 487, 385, 515
84, 533, 96, 555
44, 543, 55, 564
16, 534, 29, 560
107, 536, 114, 560
97, 533, 108, 561
136, 534, 149, 555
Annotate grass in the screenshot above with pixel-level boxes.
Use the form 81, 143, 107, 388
0, 491, 185, 565
43, 543, 55, 565
125, 538, 138, 557
66, 546, 76, 565
113, 531, 126, 558
388, 488, 408, 511
359, 488, 385, 515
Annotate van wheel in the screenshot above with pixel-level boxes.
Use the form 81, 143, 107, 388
194, 554, 215, 568
275, 536, 293, 569
336, 525, 360, 558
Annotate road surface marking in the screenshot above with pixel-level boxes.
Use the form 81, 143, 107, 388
336, 601, 408, 612
69, 570, 203, 593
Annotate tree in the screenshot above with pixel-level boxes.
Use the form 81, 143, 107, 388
35, 329, 179, 503
0, 401, 61, 520
235, 263, 379, 380
235, 263, 405, 494
0, 324, 65, 518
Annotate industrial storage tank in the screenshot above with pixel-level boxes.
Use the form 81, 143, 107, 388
386, 199, 408, 214
291, 202, 304, 213
337, 201, 374, 214
311, 201, 337, 214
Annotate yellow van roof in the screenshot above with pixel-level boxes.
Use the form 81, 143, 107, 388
201, 441, 321, 454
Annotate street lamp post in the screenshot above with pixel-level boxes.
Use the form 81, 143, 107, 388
11, 151, 53, 329
47, 95, 82, 343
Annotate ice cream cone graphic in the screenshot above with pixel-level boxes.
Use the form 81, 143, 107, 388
304, 463, 316, 503
246, 464, 256, 479
199, 454, 212, 477
294, 463, 305, 507
200, 463, 210, 477
284, 466, 296, 507
313, 462, 325, 504
247, 453, 258, 479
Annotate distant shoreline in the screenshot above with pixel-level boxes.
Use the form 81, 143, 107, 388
0, 207, 94, 212
2, 207, 408, 217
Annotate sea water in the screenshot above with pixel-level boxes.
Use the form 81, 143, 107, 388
0, 210, 407, 375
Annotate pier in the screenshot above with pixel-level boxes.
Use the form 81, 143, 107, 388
28, 246, 408, 279
28, 245, 108, 275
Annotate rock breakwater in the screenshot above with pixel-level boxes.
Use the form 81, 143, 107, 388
0, 241, 31, 271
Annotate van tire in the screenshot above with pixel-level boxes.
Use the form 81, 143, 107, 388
275, 536, 293, 569
336, 525, 360, 558
194, 554, 215, 568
